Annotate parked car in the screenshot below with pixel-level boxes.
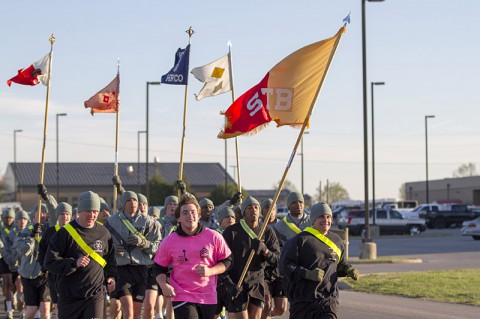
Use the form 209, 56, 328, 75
461, 217, 480, 240
342, 209, 427, 236
332, 205, 361, 225
419, 204, 480, 229
276, 206, 289, 219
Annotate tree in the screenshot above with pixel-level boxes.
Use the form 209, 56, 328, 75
316, 181, 349, 204
272, 179, 298, 193
148, 174, 195, 206
453, 163, 478, 177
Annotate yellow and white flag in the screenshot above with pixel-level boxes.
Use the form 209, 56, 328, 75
191, 54, 231, 100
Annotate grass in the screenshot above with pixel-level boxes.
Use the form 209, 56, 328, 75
343, 269, 480, 306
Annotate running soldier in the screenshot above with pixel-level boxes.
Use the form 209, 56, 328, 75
44, 191, 117, 319
104, 191, 162, 319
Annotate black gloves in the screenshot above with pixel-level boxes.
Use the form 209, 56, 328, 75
251, 238, 268, 256
176, 180, 186, 195
304, 268, 325, 282
224, 277, 242, 299
126, 234, 149, 249
37, 184, 48, 201
112, 175, 125, 194
30, 223, 43, 237
229, 192, 243, 206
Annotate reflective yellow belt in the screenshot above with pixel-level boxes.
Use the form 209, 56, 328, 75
119, 214, 146, 239
240, 220, 257, 239
304, 227, 342, 262
64, 223, 106, 268
282, 216, 302, 234
55, 224, 60, 231
4, 228, 10, 234
28, 225, 41, 243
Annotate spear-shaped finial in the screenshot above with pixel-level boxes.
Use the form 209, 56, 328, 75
49, 33, 56, 45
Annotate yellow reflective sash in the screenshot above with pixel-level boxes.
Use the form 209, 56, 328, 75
240, 220, 257, 239
64, 223, 106, 268
4, 228, 10, 235
55, 224, 60, 231
304, 227, 342, 262
282, 216, 302, 234
119, 214, 146, 239
28, 225, 41, 243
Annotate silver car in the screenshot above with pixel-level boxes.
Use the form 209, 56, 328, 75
461, 217, 480, 240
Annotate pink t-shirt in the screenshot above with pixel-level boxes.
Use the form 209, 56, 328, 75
154, 227, 231, 304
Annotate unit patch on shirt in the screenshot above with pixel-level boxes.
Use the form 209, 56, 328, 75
93, 240, 103, 253
199, 246, 209, 259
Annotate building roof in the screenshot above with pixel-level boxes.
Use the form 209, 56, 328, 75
8, 162, 235, 187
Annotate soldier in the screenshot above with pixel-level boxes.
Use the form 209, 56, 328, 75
274, 192, 312, 246
44, 191, 117, 319
279, 202, 360, 319
159, 195, 178, 239
0, 208, 17, 319
198, 198, 220, 230
104, 191, 162, 319
222, 196, 280, 319
13, 206, 51, 319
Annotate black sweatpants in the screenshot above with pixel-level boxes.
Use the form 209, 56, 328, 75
58, 297, 104, 319
289, 301, 338, 319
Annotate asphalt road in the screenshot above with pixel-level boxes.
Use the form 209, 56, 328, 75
277, 228, 480, 319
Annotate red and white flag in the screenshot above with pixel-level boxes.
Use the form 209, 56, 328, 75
84, 75, 120, 115
7, 53, 51, 86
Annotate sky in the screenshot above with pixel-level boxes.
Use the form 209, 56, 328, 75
1, 0, 479, 202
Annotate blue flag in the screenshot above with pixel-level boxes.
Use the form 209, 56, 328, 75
161, 44, 190, 85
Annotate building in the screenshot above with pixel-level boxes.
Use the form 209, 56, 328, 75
405, 176, 480, 205
2, 162, 236, 210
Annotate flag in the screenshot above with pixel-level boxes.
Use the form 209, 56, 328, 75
84, 75, 120, 115
218, 26, 346, 139
191, 54, 231, 100
7, 53, 50, 86
161, 44, 190, 85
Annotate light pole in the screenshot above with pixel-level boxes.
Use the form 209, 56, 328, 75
137, 130, 147, 193
13, 129, 22, 202
300, 131, 309, 196
361, 0, 384, 258
371, 82, 384, 225
56, 113, 67, 199
146, 81, 161, 199
425, 115, 435, 204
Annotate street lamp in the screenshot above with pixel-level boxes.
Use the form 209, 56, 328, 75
137, 130, 147, 193
371, 81, 384, 225
300, 131, 310, 196
56, 113, 67, 199
361, 0, 384, 258
146, 81, 161, 198
13, 129, 22, 202
425, 115, 435, 204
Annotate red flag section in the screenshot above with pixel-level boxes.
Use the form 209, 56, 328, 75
218, 26, 345, 139
84, 75, 120, 115
7, 54, 50, 86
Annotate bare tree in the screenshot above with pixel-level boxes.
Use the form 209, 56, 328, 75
272, 179, 298, 193
398, 183, 406, 200
453, 163, 479, 177
316, 181, 349, 204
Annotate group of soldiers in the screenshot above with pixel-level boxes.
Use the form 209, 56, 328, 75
0, 176, 359, 319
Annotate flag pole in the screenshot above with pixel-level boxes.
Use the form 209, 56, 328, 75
36, 34, 55, 229
236, 26, 347, 289
227, 43, 242, 193
113, 60, 121, 214
178, 26, 194, 198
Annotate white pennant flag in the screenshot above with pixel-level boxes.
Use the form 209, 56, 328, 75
191, 54, 231, 100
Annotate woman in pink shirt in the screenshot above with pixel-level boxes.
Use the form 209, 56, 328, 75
154, 194, 232, 319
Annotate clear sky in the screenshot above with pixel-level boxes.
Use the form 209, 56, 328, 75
1, 0, 479, 202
